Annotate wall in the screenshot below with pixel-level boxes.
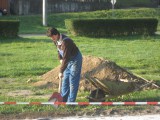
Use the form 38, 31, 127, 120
0, 0, 9, 12
10, 0, 111, 15
9, 0, 159, 15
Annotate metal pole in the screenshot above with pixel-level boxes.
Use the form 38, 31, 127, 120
19, 0, 23, 15
112, 0, 115, 18
112, 4, 114, 18
43, 0, 47, 26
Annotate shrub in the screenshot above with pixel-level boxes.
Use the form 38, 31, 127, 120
0, 20, 20, 37
65, 18, 158, 37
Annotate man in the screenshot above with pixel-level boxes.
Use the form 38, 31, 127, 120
47, 27, 82, 102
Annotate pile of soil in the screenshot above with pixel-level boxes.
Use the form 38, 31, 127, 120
33, 56, 158, 92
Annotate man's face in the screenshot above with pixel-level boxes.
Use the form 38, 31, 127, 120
51, 34, 59, 42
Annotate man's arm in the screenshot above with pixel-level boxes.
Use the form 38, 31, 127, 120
60, 40, 71, 73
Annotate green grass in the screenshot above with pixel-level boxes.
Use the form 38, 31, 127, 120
0, 8, 160, 116
1, 35, 160, 115
1, 35, 160, 79
0, 36, 58, 77
0, 8, 160, 34
75, 35, 160, 79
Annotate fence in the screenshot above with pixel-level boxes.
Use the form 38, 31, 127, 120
10, 0, 111, 15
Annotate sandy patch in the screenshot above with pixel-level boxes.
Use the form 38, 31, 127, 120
7, 90, 33, 97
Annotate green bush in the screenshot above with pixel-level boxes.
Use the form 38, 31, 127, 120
65, 18, 158, 37
96, 8, 160, 19
0, 20, 20, 37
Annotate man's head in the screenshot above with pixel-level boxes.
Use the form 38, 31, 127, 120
47, 27, 60, 41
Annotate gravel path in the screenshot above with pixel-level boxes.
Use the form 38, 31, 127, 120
35, 114, 160, 120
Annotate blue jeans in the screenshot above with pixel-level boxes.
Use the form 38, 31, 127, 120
61, 51, 82, 102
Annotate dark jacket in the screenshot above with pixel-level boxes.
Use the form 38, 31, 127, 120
53, 34, 79, 73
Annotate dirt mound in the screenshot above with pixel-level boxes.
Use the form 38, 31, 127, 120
33, 56, 158, 92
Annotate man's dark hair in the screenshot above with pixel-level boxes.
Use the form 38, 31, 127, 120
47, 27, 60, 37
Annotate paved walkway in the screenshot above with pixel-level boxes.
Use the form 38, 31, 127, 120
19, 34, 46, 37
35, 114, 160, 120
19, 31, 160, 38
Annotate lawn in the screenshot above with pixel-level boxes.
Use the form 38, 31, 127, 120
0, 8, 160, 116
0, 8, 160, 34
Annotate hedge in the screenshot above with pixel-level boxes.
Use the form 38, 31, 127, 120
65, 18, 158, 37
0, 20, 20, 37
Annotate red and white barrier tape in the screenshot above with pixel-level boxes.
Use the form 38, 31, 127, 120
0, 102, 160, 105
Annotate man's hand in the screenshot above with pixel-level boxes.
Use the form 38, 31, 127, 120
60, 60, 63, 64
58, 72, 63, 79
